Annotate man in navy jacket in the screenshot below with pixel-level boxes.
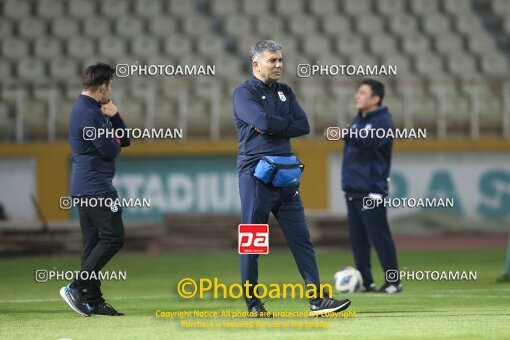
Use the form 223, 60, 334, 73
60, 63, 130, 317
341, 79, 401, 293
233, 40, 351, 316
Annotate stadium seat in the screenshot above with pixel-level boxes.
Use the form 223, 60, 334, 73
152, 96, 178, 129
49, 59, 79, 82
67, 38, 96, 60
343, 0, 372, 15
149, 16, 179, 37
446, 53, 478, 76
401, 34, 431, 54
347, 54, 378, 67
196, 34, 225, 57
434, 33, 465, 55
355, 14, 384, 35
37, 0, 65, 19
381, 53, 412, 74
275, 0, 306, 15
0, 19, 13, 39
16, 58, 47, 82
241, 0, 271, 14
210, 0, 239, 16
115, 17, 144, 38
51, 18, 80, 38
183, 15, 211, 36
223, 16, 252, 37
134, 0, 164, 18
131, 37, 161, 59
255, 16, 285, 36
428, 76, 460, 96
68, 0, 96, 17
368, 34, 398, 55
493, 0, 510, 13
421, 14, 452, 35
322, 15, 351, 37
116, 97, 146, 128
169, 0, 195, 15
18, 18, 47, 39
375, 0, 406, 16
302, 36, 331, 57
414, 54, 444, 76
388, 13, 419, 35
83, 17, 111, 38
34, 37, 64, 60
309, 0, 338, 15
467, 32, 498, 55
164, 35, 193, 57
480, 54, 509, 76
2, 38, 29, 61
409, 0, 439, 15
288, 15, 318, 37
98, 37, 127, 59
3, 0, 30, 19
334, 35, 366, 55
455, 13, 484, 35
214, 55, 243, 77
443, 0, 473, 15
383, 96, 404, 127
0, 59, 13, 79
102, 0, 130, 17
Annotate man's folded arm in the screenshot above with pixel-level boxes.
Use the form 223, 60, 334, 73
108, 112, 131, 147
233, 87, 290, 134
281, 92, 310, 138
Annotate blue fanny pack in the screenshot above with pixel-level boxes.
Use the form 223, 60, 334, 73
253, 156, 304, 187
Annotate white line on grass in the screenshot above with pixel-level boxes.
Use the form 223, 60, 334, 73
0, 295, 172, 304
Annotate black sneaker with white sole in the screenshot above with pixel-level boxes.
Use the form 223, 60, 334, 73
88, 302, 124, 316
378, 282, 403, 293
59, 284, 90, 316
247, 300, 272, 318
309, 297, 351, 317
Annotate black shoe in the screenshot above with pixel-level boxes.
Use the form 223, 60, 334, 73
309, 297, 351, 317
378, 282, 403, 293
88, 302, 124, 316
247, 301, 272, 318
59, 284, 90, 316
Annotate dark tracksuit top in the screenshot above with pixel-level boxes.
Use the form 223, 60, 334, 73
69, 94, 130, 196
234, 76, 323, 304
342, 105, 399, 286
342, 105, 394, 195
233, 76, 310, 175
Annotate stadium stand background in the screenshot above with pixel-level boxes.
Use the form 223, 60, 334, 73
0, 0, 509, 142
1, 0, 510, 255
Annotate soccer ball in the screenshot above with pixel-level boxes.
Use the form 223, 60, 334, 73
333, 267, 363, 293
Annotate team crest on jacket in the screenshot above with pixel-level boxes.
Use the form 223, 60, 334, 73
278, 91, 286, 102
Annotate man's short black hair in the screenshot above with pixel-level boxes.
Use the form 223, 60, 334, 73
81, 62, 115, 91
361, 79, 385, 106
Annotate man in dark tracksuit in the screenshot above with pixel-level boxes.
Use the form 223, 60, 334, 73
60, 63, 131, 316
341, 79, 401, 293
234, 40, 351, 317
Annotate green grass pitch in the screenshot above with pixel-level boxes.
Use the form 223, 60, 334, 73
0, 248, 508, 339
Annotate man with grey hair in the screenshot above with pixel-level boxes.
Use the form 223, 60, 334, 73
233, 40, 351, 317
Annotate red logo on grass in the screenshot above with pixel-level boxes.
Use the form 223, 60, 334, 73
238, 224, 269, 254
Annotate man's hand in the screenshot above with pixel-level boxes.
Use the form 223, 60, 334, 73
252, 126, 273, 136
101, 100, 118, 117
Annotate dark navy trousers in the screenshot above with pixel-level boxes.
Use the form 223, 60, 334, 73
239, 173, 320, 307
346, 196, 399, 287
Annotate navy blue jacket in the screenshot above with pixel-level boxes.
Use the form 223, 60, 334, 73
69, 94, 130, 196
233, 76, 309, 175
342, 106, 393, 195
